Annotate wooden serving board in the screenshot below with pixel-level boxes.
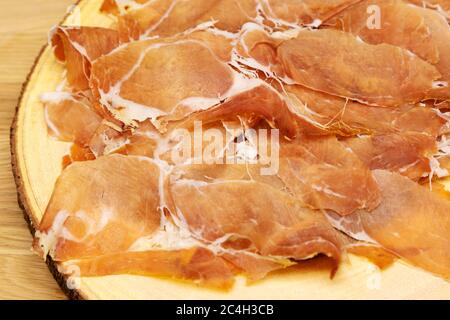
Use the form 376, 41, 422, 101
11, 0, 450, 300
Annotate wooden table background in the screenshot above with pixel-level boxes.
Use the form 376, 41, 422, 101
0, 0, 76, 300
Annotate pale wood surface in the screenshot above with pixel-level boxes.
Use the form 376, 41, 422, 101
0, 0, 74, 300
5, 0, 450, 300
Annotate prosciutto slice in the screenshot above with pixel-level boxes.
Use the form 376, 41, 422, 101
51, 26, 119, 91
114, 0, 258, 41
63, 248, 237, 290
406, 0, 450, 21
277, 29, 441, 107
343, 133, 438, 181
329, 170, 450, 280
42, 92, 102, 146
328, 0, 450, 99
236, 26, 441, 106
36, 155, 289, 286
172, 83, 302, 139
170, 167, 343, 269
90, 38, 233, 127
109, 0, 363, 39
171, 133, 382, 216
90, 35, 302, 137
261, 0, 363, 26
278, 136, 381, 215
285, 85, 446, 137
37, 155, 163, 261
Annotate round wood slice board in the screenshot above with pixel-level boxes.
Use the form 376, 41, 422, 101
11, 0, 450, 300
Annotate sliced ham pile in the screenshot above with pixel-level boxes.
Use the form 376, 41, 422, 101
35, 0, 450, 289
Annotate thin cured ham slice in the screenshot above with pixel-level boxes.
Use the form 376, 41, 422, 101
338, 232, 397, 270
171, 165, 386, 276
329, 170, 450, 280
42, 92, 102, 146
285, 85, 447, 137
236, 26, 442, 106
37, 155, 288, 285
170, 175, 343, 270
220, 252, 292, 281
88, 122, 128, 157
115, 132, 156, 159
96, 119, 246, 165
406, 0, 450, 21
277, 29, 442, 107
234, 24, 289, 81
344, 242, 397, 270
62, 144, 96, 169
100, 0, 120, 16
171, 134, 381, 216
90, 38, 234, 127
66, 246, 291, 289
408, 0, 450, 10
328, 0, 450, 99
342, 133, 438, 181
261, 0, 363, 26
63, 248, 237, 290
112, 0, 258, 41
278, 136, 381, 215
90, 36, 301, 137
172, 83, 302, 139
51, 26, 119, 91
36, 155, 163, 261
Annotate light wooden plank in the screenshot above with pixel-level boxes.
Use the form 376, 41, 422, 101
0, 0, 73, 300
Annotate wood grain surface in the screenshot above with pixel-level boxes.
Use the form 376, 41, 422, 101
0, 0, 74, 300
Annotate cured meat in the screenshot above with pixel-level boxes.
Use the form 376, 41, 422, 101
406, 0, 450, 21
235, 27, 442, 106
220, 252, 292, 281
42, 92, 102, 146
90, 38, 233, 127
62, 144, 96, 169
328, 0, 450, 99
51, 26, 119, 91
278, 136, 381, 215
116, 0, 257, 41
90, 36, 302, 137
329, 170, 450, 280
339, 233, 397, 270
88, 122, 128, 157
345, 243, 397, 270
285, 85, 446, 136
172, 134, 381, 216
67, 246, 290, 288
110, 0, 362, 40
408, 0, 450, 11
343, 133, 438, 181
234, 24, 291, 81
170, 168, 343, 269
100, 0, 121, 15
63, 248, 237, 290
36, 155, 163, 261
277, 29, 441, 107
172, 83, 302, 139
37, 155, 289, 285
426, 180, 450, 201
107, 119, 247, 165
261, 0, 363, 26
